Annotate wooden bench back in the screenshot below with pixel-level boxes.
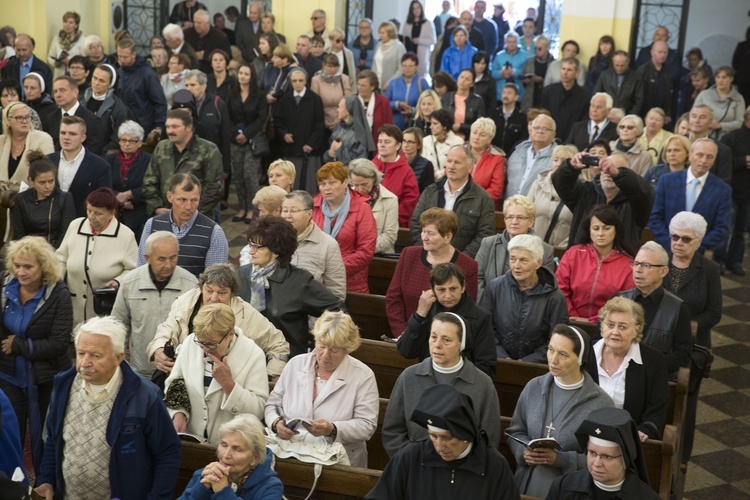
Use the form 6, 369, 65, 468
345, 293, 391, 341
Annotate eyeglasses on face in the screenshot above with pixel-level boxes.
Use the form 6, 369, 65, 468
629, 261, 666, 270
504, 215, 530, 221
193, 330, 232, 349
670, 234, 696, 244
247, 241, 267, 251
618, 125, 636, 130
11, 115, 31, 123
586, 448, 622, 462
119, 138, 140, 144
281, 208, 309, 215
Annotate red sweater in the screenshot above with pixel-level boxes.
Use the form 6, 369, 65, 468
385, 246, 478, 337
556, 243, 635, 322
372, 153, 420, 227
471, 146, 506, 210
313, 188, 377, 293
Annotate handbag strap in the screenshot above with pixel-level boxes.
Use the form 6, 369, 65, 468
543, 200, 566, 243
273, 456, 322, 500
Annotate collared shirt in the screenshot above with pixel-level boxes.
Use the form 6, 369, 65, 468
294, 88, 307, 99
173, 41, 185, 54
686, 168, 709, 203
19, 56, 34, 94
137, 210, 229, 266
594, 339, 643, 409
589, 119, 608, 141
58, 147, 87, 192
81, 365, 123, 401
62, 100, 80, 117
519, 144, 538, 193
443, 178, 468, 211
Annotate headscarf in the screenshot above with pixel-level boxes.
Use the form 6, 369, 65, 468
575, 407, 651, 485
345, 95, 375, 152
101, 63, 118, 88
24, 72, 45, 93
411, 384, 479, 443
443, 312, 467, 352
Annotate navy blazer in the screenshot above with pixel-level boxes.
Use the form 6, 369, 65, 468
105, 150, 151, 238
2, 55, 53, 98
43, 105, 107, 156
648, 169, 731, 251
591, 342, 669, 439
48, 149, 113, 218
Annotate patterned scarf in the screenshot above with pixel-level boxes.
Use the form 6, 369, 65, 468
249, 260, 279, 312
58, 30, 82, 51
321, 188, 351, 239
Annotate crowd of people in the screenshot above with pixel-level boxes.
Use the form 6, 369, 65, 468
0, 0, 747, 498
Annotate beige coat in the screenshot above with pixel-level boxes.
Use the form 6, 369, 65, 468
422, 131, 464, 180
527, 169, 573, 249
637, 128, 673, 166
609, 140, 654, 177
146, 288, 289, 377
110, 264, 198, 377
47, 34, 85, 79
373, 185, 399, 254
56, 218, 138, 327
165, 331, 269, 444
291, 223, 347, 300
310, 73, 353, 130
0, 130, 54, 190
264, 352, 379, 468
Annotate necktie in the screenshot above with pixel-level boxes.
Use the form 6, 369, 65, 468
686, 178, 700, 211
295, 95, 302, 105
592, 124, 599, 142
63, 112, 70, 117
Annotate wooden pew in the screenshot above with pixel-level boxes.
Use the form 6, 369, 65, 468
349, 339, 416, 398
345, 293, 391, 341
177, 441, 381, 500
495, 211, 506, 233
395, 227, 412, 252
494, 358, 549, 416
367, 257, 398, 296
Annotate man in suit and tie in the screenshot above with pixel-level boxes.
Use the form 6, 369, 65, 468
162, 23, 199, 72
1, 34, 53, 99
43, 76, 106, 154
648, 138, 731, 253
567, 92, 619, 151
235, 2, 263, 63
48, 116, 112, 217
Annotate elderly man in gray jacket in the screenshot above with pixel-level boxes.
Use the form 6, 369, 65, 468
505, 114, 556, 198
111, 231, 198, 377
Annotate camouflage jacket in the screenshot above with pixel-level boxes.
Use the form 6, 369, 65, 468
142, 136, 224, 217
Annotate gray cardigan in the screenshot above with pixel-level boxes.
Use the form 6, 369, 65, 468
506, 372, 613, 494
382, 357, 501, 457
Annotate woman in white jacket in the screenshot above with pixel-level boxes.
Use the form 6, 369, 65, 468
372, 22, 406, 91
402, 1, 435, 76
164, 303, 269, 445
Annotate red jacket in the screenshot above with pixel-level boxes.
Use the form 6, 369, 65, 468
313, 188, 377, 293
556, 243, 635, 322
365, 93, 394, 146
372, 153, 420, 227
472, 146, 506, 210
385, 246, 478, 337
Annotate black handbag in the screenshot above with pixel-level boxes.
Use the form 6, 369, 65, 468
93, 286, 117, 315
688, 344, 714, 396
249, 131, 270, 157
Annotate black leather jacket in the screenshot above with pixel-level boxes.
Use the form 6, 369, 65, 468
441, 91, 486, 137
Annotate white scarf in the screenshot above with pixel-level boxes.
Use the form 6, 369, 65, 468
359, 95, 376, 128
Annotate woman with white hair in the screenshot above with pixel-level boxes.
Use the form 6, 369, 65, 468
663, 211, 722, 463
82, 34, 114, 66
609, 114, 653, 176
348, 159, 398, 254
637, 107, 672, 166
469, 117, 505, 209
104, 120, 152, 239
478, 234, 568, 362
81, 64, 131, 153
179, 414, 283, 499
164, 303, 270, 445
0, 102, 53, 191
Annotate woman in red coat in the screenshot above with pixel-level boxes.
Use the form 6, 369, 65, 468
386, 208, 478, 337
371, 124, 420, 227
313, 162, 377, 293
469, 117, 505, 210
357, 70, 394, 147
556, 205, 634, 323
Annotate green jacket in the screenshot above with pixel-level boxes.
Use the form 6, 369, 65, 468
142, 136, 224, 217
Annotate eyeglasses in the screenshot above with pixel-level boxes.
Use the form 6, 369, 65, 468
193, 330, 232, 349
618, 125, 636, 130
281, 208, 310, 215
247, 242, 267, 251
311, 16, 322, 20
670, 234, 696, 244
586, 449, 622, 462
119, 138, 140, 144
630, 261, 667, 270
334, 38, 344, 43
402, 140, 418, 145
10, 115, 31, 122
531, 126, 554, 133
504, 215, 530, 221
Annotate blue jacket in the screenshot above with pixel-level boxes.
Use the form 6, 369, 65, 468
440, 39, 478, 80
491, 48, 528, 100
178, 449, 283, 500
116, 56, 168, 132
36, 361, 181, 500
648, 169, 731, 252
384, 75, 431, 130
0, 388, 25, 483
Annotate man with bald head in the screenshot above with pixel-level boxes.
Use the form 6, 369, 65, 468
567, 92, 619, 150
305, 9, 331, 51
552, 150, 654, 256
649, 138, 731, 252
235, 2, 262, 63
634, 26, 680, 83
183, 9, 231, 74
1, 34, 53, 98
635, 40, 673, 119
505, 114, 556, 197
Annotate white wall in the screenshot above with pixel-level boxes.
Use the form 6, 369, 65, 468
684, 0, 749, 67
